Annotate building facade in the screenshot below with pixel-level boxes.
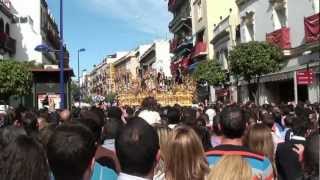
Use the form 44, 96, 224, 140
0, 0, 16, 60
168, 0, 193, 81
8, 0, 69, 65
139, 40, 171, 78
236, 0, 320, 104
210, 6, 240, 102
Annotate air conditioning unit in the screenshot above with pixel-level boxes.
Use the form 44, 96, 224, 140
44, 65, 59, 69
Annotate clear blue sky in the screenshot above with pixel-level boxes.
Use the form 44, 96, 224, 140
47, 0, 171, 77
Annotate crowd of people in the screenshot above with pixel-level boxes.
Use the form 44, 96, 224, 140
0, 97, 319, 180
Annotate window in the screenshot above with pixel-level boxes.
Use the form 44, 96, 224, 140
0, 19, 3, 32
19, 17, 28, 23
5, 23, 9, 35
241, 12, 255, 42
272, 0, 287, 30
244, 21, 254, 42
197, 0, 202, 21
313, 0, 319, 13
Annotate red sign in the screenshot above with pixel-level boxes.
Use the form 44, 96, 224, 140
297, 70, 314, 85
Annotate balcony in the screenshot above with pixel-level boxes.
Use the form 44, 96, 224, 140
0, 32, 16, 55
304, 13, 320, 43
266, 27, 291, 49
213, 16, 230, 37
169, 15, 192, 33
170, 36, 193, 54
168, 0, 184, 12
46, 29, 60, 50
191, 41, 207, 59
212, 16, 231, 44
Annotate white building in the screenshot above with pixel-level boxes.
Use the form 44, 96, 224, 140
139, 40, 172, 77
0, 0, 16, 60
9, 0, 66, 65
236, 0, 319, 104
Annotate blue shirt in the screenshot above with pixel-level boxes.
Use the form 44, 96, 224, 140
91, 162, 118, 180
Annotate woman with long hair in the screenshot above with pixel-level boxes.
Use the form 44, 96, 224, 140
207, 155, 253, 180
153, 124, 172, 180
165, 125, 209, 180
244, 123, 276, 177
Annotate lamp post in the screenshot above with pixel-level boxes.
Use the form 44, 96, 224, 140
35, 0, 65, 109
59, 0, 65, 109
77, 48, 86, 107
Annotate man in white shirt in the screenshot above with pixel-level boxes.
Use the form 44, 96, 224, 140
116, 117, 159, 180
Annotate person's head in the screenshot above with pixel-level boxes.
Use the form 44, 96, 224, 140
0, 126, 26, 150
212, 113, 222, 136
260, 110, 274, 129
207, 155, 253, 180
38, 123, 57, 148
181, 108, 197, 126
47, 124, 96, 180
166, 107, 180, 125
0, 135, 50, 180
107, 106, 123, 120
115, 117, 159, 178
244, 124, 274, 162
78, 110, 103, 143
219, 106, 246, 139
165, 125, 209, 180
103, 117, 123, 140
59, 110, 71, 123
20, 111, 38, 136
284, 114, 296, 128
141, 96, 158, 111
304, 132, 319, 179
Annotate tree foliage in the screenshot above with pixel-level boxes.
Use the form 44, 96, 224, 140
192, 59, 226, 86
0, 60, 33, 102
228, 41, 283, 82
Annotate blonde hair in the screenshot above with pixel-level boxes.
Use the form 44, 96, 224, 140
165, 125, 209, 180
153, 124, 172, 174
244, 123, 276, 177
207, 155, 253, 180
244, 124, 274, 164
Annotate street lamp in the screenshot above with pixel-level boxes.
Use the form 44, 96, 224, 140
77, 48, 86, 107
35, 0, 65, 109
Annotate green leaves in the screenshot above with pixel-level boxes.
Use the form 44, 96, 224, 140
0, 60, 33, 101
228, 41, 282, 82
192, 59, 226, 86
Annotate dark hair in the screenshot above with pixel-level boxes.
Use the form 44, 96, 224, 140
212, 113, 222, 136
0, 126, 27, 150
304, 133, 319, 179
291, 116, 309, 137
47, 124, 96, 180
0, 135, 50, 180
181, 108, 197, 126
219, 106, 246, 139
38, 123, 57, 148
141, 96, 158, 111
78, 110, 104, 143
103, 117, 123, 140
107, 106, 123, 120
116, 117, 159, 177
284, 114, 295, 128
260, 110, 274, 129
167, 107, 180, 124
21, 111, 38, 136
193, 126, 213, 151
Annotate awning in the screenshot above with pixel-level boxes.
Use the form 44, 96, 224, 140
188, 62, 200, 72
191, 41, 207, 59
266, 27, 291, 49
304, 13, 320, 43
